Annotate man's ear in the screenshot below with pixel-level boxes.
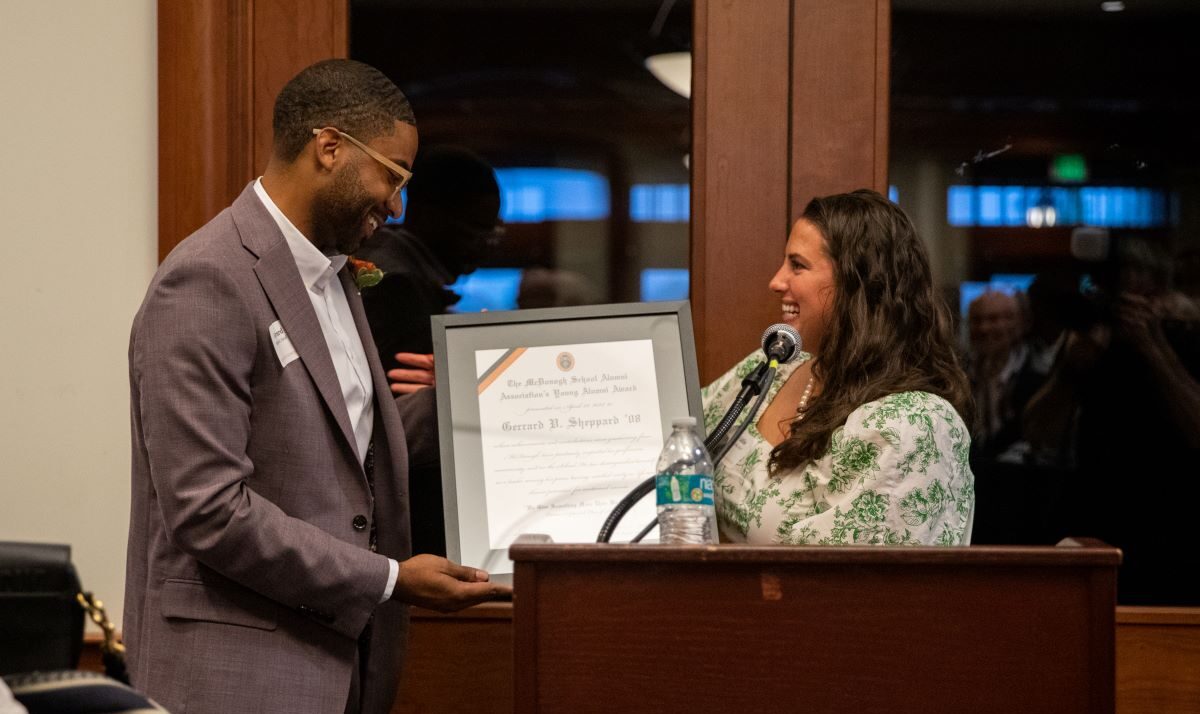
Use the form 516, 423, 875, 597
311, 128, 341, 173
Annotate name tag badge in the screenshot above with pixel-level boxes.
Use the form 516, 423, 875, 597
269, 320, 299, 368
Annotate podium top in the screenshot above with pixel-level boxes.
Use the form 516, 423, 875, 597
508, 538, 1121, 567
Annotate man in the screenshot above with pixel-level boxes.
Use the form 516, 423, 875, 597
966, 290, 1028, 456
354, 145, 502, 556
125, 59, 508, 714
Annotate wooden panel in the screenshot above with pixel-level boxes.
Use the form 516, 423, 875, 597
690, 0, 792, 383
158, 0, 253, 261
790, 0, 890, 212
251, 0, 349, 175
157, 0, 348, 261
1116, 607, 1200, 714
85, 604, 1200, 712
512, 543, 1117, 714
392, 603, 513, 714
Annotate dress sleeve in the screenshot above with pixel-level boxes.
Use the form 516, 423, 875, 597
772, 392, 974, 546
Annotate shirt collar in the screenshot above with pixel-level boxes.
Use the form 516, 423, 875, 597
253, 178, 343, 291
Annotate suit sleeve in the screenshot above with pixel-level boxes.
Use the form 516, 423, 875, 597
393, 387, 440, 470
131, 258, 390, 640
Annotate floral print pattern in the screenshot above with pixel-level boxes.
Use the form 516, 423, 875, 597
701, 351, 975, 546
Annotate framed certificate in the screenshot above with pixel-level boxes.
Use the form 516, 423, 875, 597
431, 301, 702, 578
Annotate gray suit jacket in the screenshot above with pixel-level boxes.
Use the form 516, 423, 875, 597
125, 183, 416, 714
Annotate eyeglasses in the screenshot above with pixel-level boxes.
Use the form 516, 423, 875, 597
312, 127, 413, 195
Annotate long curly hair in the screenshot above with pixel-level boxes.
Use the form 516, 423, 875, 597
768, 189, 973, 476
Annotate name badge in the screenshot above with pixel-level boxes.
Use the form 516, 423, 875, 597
269, 320, 299, 368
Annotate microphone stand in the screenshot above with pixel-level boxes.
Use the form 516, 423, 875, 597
595, 360, 778, 543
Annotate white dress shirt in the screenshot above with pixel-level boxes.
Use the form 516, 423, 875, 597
253, 179, 398, 602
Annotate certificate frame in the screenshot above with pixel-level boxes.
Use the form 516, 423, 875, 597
431, 301, 702, 577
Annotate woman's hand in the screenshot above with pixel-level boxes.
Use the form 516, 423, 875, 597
387, 352, 435, 395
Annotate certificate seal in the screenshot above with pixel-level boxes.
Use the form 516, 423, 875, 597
556, 352, 575, 371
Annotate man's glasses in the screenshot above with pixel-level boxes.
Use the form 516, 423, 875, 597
312, 127, 413, 196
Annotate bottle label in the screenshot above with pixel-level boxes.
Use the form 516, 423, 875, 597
655, 473, 714, 507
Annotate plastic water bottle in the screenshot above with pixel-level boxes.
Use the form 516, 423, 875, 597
655, 417, 717, 544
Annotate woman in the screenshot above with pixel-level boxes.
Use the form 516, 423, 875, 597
702, 189, 975, 545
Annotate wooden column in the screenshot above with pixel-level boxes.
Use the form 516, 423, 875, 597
790, 0, 890, 214
691, 0, 890, 382
157, 0, 348, 261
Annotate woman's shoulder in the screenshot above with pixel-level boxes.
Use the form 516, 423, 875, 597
845, 391, 967, 434
706, 349, 812, 385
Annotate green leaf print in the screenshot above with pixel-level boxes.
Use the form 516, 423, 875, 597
937, 525, 963, 546
861, 392, 923, 430
821, 491, 891, 545
778, 471, 830, 521
896, 432, 939, 477
828, 430, 882, 493
739, 447, 762, 476
879, 394, 956, 479
883, 528, 919, 545
776, 519, 820, 545
955, 480, 974, 519
721, 480, 782, 535
898, 479, 951, 527
950, 424, 971, 473
703, 397, 726, 432
734, 359, 760, 381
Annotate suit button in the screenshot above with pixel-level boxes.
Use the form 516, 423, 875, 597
352, 515, 368, 531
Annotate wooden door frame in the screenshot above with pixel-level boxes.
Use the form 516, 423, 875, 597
690, 0, 889, 381
157, 0, 348, 261
157, 0, 889, 381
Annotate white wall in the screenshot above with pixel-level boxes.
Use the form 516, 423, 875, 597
0, 0, 157, 631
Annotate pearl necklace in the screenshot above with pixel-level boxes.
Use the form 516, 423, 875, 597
794, 376, 815, 420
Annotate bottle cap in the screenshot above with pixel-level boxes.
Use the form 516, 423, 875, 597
671, 416, 697, 428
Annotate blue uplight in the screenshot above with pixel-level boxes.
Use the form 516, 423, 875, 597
448, 268, 524, 312
946, 185, 1170, 228
640, 268, 690, 302
631, 184, 690, 222
494, 168, 610, 223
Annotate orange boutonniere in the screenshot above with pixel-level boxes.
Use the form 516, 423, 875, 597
348, 257, 384, 289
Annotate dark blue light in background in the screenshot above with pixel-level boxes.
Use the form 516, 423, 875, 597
448, 268, 524, 312
947, 185, 1170, 228
494, 168, 611, 223
640, 268, 690, 301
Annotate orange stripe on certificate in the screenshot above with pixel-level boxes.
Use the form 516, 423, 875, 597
477, 347, 527, 395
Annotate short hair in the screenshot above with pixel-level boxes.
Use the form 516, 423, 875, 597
770, 189, 973, 474
967, 290, 1018, 322
272, 59, 415, 162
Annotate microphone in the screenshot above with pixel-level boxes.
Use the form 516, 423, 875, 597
596, 323, 801, 544
760, 323, 802, 364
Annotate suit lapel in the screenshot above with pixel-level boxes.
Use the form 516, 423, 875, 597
230, 183, 360, 463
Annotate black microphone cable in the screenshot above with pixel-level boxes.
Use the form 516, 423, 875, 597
597, 324, 802, 543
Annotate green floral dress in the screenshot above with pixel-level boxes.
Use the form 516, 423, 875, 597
702, 351, 975, 546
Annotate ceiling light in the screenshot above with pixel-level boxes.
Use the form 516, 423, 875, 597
645, 52, 691, 99
1100, 1, 1125, 12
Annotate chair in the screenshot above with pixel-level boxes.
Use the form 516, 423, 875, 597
0, 542, 84, 675
0, 542, 165, 713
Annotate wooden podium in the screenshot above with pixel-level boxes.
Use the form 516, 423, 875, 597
510, 539, 1120, 714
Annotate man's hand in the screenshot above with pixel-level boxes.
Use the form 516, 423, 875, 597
387, 352, 435, 395
391, 554, 511, 611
